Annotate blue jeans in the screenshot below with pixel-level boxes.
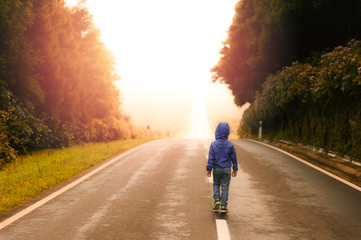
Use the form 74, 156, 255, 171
213, 167, 231, 207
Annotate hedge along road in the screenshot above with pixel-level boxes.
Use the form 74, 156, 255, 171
1, 139, 361, 239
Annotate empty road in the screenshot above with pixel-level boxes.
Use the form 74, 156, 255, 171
1, 139, 361, 239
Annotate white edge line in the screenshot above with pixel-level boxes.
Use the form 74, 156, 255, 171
216, 219, 231, 240
0, 141, 155, 230
245, 139, 361, 192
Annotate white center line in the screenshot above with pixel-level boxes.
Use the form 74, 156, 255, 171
216, 219, 231, 240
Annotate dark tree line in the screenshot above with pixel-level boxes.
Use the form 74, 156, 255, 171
212, 0, 361, 106
0, 0, 141, 167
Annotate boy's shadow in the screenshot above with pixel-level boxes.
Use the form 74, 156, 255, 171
213, 212, 229, 220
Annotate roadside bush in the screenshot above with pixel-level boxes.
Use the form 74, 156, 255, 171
0, 88, 144, 169
240, 40, 361, 159
0, 110, 16, 168
0, 90, 51, 168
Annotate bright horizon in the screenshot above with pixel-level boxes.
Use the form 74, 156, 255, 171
66, 0, 249, 137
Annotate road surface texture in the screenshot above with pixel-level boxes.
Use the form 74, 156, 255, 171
1, 139, 361, 239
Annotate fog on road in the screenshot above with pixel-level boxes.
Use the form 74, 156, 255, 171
1, 139, 361, 239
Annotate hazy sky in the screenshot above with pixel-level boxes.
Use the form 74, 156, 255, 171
66, 0, 248, 136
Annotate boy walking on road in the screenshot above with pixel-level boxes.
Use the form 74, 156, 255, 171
206, 122, 238, 213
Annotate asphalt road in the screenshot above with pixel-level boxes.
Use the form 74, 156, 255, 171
1, 139, 361, 240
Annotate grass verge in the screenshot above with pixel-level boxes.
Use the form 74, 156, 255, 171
0, 138, 151, 216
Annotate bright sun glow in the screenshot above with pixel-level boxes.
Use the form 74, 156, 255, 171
185, 88, 214, 139
66, 0, 245, 137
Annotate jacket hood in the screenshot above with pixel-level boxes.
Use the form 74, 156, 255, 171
215, 122, 230, 140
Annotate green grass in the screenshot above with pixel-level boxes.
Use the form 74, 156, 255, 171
0, 138, 151, 216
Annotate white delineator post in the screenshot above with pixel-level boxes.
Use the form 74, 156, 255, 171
258, 120, 263, 139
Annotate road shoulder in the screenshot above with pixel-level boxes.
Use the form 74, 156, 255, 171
246, 138, 361, 188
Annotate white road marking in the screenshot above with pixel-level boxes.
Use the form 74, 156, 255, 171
0, 141, 157, 230
216, 219, 231, 240
246, 139, 361, 192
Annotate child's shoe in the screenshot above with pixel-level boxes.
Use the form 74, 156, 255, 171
220, 206, 228, 213
212, 199, 221, 212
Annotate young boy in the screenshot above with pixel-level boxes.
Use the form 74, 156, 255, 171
206, 122, 238, 213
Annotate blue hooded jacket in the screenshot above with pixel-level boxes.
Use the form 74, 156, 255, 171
207, 122, 238, 172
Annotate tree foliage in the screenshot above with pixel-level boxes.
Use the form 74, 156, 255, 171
212, 0, 361, 106
0, 0, 141, 167
240, 40, 361, 159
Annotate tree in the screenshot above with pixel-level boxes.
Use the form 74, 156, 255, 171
0, 0, 43, 104
0, 0, 135, 163
212, 0, 361, 106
